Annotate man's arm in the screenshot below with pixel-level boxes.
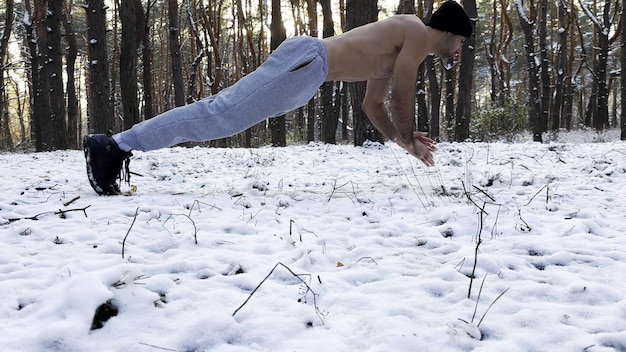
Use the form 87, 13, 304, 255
390, 44, 423, 145
388, 38, 437, 166
362, 75, 436, 166
361, 78, 399, 140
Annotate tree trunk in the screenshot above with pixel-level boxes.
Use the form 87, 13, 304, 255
426, 57, 440, 140
320, 0, 338, 144
202, 0, 224, 96
551, 0, 569, 130
62, 1, 79, 148
187, 1, 206, 105
622, 0, 626, 139
444, 59, 456, 140
0, 0, 14, 150
110, 0, 119, 124
416, 64, 428, 133
402, 1, 423, 135
517, 0, 542, 142
422, 0, 440, 139
46, 0, 70, 149
594, 0, 610, 130
338, 0, 349, 142
340, 82, 349, 141
32, 0, 52, 150
580, 0, 612, 131
269, 0, 286, 147
236, 0, 258, 69
85, 0, 114, 134
538, 0, 550, 132
454, 0, 477, 142
168, 0, 185, 108
24, 0, 37, 146
485, 0, 500, 101
347, 0, 381, 146
236, 0, 262, 148
306, 0, 317, 142
563, 0, 576, 130
119, 0, 141, 130
499, 0, 514, 97
142, 1, 154, 119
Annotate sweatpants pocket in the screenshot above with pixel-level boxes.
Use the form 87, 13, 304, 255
289, 59, 315, 72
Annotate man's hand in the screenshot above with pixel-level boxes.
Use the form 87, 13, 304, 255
397, 132, 437, 166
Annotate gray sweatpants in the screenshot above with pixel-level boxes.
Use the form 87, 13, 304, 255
117, 36, 329, 151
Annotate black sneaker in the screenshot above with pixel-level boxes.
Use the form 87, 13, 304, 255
83, 133, 132, 195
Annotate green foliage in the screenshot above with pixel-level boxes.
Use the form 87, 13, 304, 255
473, 96, 527, 142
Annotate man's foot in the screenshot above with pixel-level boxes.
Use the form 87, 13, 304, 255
83, 133, 132, 195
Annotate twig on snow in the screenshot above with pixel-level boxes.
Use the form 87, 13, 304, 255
471, 275, 488, 323
289, 219, 318, 242
327, 180, 359, 204
462, 181, 489, 215
163, 213, 198, 244
187, 199, 222, 217
7, 206, 90, 223
137, 342, 183, 351
121, 207, 140, 259
62, 196, 81, 207
460, 275, 510, 340
524, 183, 549, 206
232, 262, 325, 325
477, 286, 510, 327
467, 208, 484, 299
356, 256, 379, 265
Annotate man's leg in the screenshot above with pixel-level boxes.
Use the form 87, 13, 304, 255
114, 37, 329, 152
84, 37, 329, 195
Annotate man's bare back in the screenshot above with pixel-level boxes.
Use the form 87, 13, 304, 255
324, 16, 431, 82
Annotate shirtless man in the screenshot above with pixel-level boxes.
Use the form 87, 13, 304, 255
84, 1, 473, 195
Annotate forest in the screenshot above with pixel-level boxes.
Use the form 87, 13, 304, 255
0, 0, 625, 152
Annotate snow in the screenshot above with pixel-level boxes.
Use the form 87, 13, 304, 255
1, 131, 626, 351
23, 12, 31, 26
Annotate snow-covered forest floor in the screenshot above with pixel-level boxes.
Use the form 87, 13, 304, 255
1, 129, 626, 351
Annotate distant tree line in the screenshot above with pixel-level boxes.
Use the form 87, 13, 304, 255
0, 0, 625, 152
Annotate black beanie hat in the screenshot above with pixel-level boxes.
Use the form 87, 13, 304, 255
426, 1, 473, 38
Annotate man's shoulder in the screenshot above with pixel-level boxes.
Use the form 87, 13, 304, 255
385, 14, 424, 26
376, 15, 427, 38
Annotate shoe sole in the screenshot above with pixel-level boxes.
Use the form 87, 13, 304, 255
83, 135, 105, 195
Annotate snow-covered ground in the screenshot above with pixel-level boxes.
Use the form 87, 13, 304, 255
1, 130, 626, 351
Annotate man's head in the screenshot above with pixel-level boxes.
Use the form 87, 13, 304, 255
426, 1, 473, 39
